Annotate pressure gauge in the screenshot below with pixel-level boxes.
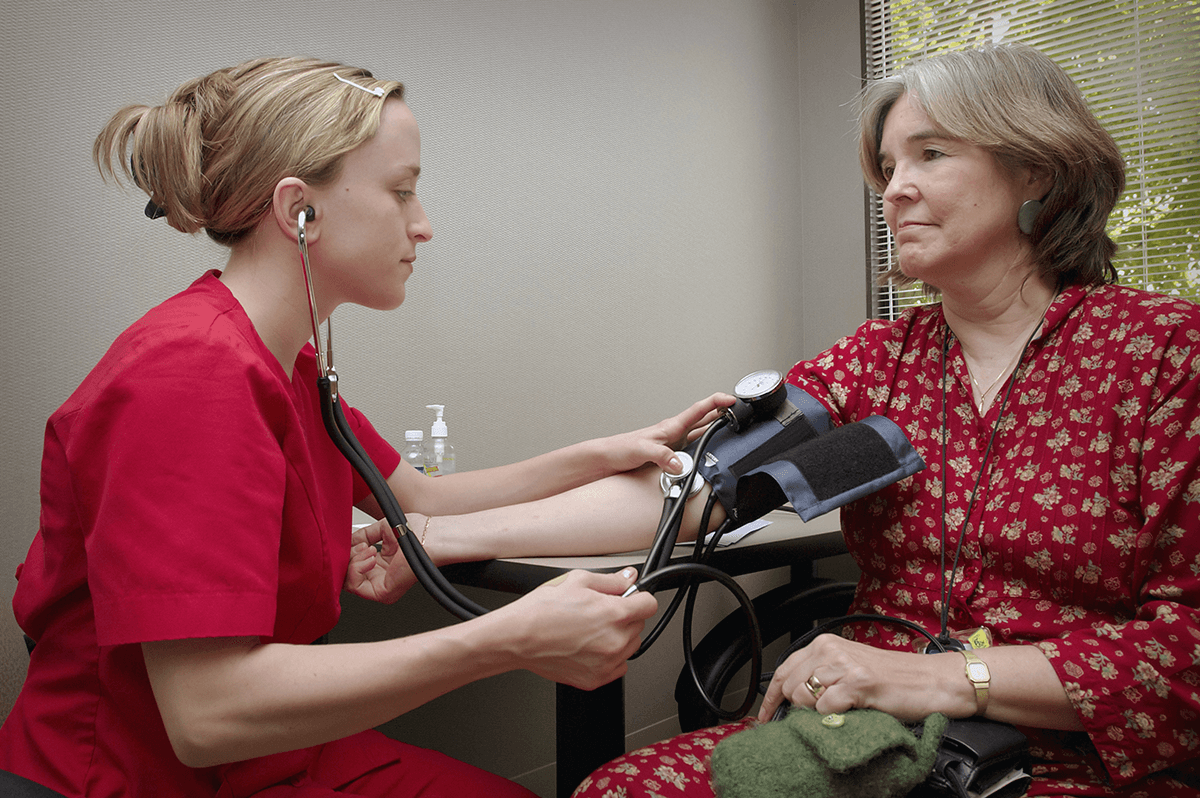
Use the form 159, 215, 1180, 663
725, 369, 788, 432
734, 369, 784, 403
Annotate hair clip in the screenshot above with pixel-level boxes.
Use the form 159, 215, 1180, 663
334, 73, 385, 97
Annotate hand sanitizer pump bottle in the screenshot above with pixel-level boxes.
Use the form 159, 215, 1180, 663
422, 404, 456, 476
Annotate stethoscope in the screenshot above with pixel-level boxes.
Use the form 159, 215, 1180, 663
297, 207, 487, 620
298, 206, 773, 715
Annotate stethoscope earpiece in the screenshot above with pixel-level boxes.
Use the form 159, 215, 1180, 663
304, 205, 315, 222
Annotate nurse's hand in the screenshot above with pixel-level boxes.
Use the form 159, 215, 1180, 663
496, 568, 658, 690
344, 516, 426, 603
599, 393, 736, 475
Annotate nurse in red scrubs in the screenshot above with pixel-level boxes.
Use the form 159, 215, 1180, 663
0, 57, 730, 798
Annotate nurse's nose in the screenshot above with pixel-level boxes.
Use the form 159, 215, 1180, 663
410, 198, 433, 243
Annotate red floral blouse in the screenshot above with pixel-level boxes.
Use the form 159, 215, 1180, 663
786, 284, 1200, 794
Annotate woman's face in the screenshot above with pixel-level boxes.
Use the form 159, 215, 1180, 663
878, 93, 1037, 294
308, 98, 433, 312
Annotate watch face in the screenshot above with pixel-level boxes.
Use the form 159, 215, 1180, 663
966, 662, 989, 681
734, 369, 783, 400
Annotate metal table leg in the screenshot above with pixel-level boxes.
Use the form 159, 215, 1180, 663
556, 678, 625, 797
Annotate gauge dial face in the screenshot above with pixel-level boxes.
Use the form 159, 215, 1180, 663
734, 369, 784, 400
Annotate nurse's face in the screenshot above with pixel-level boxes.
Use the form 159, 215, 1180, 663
878, 93, 1034, 294
308, 98, 433, 312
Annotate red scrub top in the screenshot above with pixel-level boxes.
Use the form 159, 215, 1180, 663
0, 272, 401, 797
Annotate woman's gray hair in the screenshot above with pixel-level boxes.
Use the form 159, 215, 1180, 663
859, 42, 1125, 289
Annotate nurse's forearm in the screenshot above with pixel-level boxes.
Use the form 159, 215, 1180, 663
374, 393, 735, 519
144, 570, 656, 768
145, 631, 503, 768
388, 435, 642, 517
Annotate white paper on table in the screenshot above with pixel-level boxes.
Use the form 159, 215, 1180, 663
701, 517, 771, 547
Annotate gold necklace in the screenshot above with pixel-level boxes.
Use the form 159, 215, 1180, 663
968, 348, 1024, 411
964, 294, 1057, 411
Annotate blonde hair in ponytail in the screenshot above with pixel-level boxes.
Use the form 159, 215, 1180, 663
94, 57, 404, 245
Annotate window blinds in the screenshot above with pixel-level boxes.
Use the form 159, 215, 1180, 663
864, 0, 1200, 318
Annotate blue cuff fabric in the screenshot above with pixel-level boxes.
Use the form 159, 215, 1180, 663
697, 386, 924, 524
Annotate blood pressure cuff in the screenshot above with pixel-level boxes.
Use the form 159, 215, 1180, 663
695, 385, 925, 524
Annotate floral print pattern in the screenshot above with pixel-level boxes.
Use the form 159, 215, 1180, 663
571, 720, 753, 798
787, 285, 1200, 796
575, 285, 1200, 798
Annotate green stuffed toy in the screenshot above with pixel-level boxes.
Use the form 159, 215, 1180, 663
710, 707, 949, 798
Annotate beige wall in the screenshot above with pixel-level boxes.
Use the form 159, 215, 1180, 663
0, 0, 867, 795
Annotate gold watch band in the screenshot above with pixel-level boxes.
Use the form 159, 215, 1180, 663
960, 650, 990, 715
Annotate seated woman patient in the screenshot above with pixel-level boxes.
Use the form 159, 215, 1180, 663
0, 58, 733, 798
573, 42, 1200, 798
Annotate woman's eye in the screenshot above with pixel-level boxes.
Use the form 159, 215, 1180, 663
396, 190, 415, 201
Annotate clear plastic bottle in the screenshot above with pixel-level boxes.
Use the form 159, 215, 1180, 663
422, 404, 456, 476
402, 430, 426, 475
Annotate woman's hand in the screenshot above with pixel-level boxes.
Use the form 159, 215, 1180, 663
344, 516, 429, 603
757, 633, 971, 723
598, 393, 736, 475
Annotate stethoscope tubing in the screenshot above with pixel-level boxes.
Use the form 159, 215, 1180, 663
299, 207, 763, 707
318, 375, 488, 620
639, 418, 727, 577
298, 208, 486, 621
633, 561, 764, 721
626, 412, 765, 721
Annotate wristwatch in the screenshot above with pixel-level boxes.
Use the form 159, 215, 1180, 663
960, 650, 990, 715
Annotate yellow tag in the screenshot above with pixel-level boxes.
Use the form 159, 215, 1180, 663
911, 627, 994, 653
968, 627, 993, 650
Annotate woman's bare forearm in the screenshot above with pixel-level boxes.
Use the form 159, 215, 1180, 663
425, 465, 726, 564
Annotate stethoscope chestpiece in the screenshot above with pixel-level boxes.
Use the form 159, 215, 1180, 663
659, 451, 702, 498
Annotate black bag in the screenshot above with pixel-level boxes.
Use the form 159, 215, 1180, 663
912, 716, 1031, 798
770, 614, 1032, 798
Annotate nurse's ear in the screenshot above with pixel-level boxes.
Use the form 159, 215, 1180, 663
272, 177, 318, 242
